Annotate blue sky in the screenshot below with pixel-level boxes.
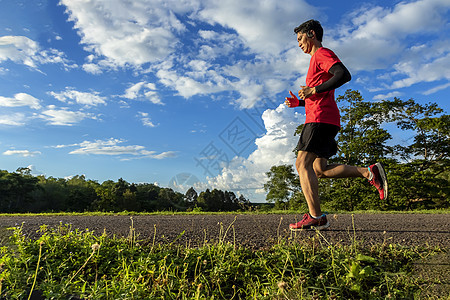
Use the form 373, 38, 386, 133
0, 0, 449, 202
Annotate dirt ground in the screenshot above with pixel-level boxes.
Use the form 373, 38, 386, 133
0, 213, 448, 249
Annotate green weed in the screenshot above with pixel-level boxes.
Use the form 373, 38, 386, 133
0, 221, 443, 299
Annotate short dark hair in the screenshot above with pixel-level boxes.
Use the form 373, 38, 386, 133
294, 19, 323, 42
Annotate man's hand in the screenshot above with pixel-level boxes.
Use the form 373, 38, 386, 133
298, 85, 316, 100
285, 90, 300, 107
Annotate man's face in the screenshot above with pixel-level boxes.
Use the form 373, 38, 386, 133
297, 32, 311, 54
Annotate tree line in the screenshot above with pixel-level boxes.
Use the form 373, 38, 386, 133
0, 169, 251, 213
265, 90, 449, 211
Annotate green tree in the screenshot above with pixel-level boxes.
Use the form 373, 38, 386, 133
0, 169, 39, 212
381, 99, 449, 208
185, 187, 198, 209
92, 180, 117, 211
265, 90, 449, 211
66, 175, 99, 211
135, 183, 161, 211
264, 165, 301, 209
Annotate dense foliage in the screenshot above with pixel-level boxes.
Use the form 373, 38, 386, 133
265, 90, 449, 211
0, 170, 250, 213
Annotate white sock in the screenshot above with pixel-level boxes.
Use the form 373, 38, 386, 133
368, 167, 373, 180
311, 214, 322, 219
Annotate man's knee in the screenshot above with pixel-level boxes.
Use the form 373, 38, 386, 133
295, 152, 316, 173
313, 166, 326, 178
313, 160, 328, 178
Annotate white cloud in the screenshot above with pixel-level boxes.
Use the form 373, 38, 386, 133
0, 35, 74, 69
0, 93, 41, 109
373, 91, 402, 101
60, 0, 191, 69
3, 149, 41, 157
82, 63, 102, 74
389, 45, 450, 90
49, 88, 107, 107
137, 111, 158, 127
123, 82, 163, 105
156, 63, 230, 99
59, 0, 313, 109
0, 113, 27, 126
58, 0, 450, 109
0, 36, 39, 68
196, 0, 316, 55
205, 104, 304, 200
39, 106, 95, 126
56, 138, 177, 160
69, 138, 144, 155
423, 82, 450, 95
329, 0, 450, 73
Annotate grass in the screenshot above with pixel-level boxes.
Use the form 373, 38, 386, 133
0, 216, 447, 300
0, 207, 449, 217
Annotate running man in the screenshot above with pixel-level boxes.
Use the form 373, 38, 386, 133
285, 19, 388, 230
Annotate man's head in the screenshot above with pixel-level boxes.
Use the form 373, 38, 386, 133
294, 19, 323, 42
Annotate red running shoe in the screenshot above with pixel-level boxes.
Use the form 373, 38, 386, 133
368, 162, 388, 200
289, 213, 329, 231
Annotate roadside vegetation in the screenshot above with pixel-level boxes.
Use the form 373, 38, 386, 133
0, 219, 444, 299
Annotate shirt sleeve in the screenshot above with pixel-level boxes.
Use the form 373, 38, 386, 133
315, 62, 351, 94
317, 48, 341, 72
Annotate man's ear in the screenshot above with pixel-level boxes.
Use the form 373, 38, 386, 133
307, 30, 314, 38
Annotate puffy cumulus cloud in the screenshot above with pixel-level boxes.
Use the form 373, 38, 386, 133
197, 0, 316, 55
3, 149, 41, 157
39, 106, 96, 126
59, 0, 313, 109
155, 62, 230, 99
329, 0, 450, 72
82, 63, 102, 74
0, 36, 39, 68
55, 138, 177, 160
0, 35, 75, 69
49, 88, 107, 107
0, 93, 41, 109
122, 82, 163, 105
60, 0, 195, 68
205, 104, 304, 200
59, 0, 450, 107
0, 113, 27, 126
61, 0, 311, 65
389, 41, 450, 90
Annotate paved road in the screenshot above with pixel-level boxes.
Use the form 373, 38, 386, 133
0, 213, 449, 249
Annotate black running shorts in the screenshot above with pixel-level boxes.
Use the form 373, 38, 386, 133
296, 122, 340, 159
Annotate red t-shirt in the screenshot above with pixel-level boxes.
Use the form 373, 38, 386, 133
305, 47, 341, 127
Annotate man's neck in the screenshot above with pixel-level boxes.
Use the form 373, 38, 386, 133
309, 42, 323, 56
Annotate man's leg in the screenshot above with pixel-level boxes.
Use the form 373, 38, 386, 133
313, 158, 388, 200
313, 158, 370, 179
295, 150, 322, 217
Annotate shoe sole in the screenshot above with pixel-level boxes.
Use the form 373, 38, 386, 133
375, 162, 388, 200
290, 222, 330, 231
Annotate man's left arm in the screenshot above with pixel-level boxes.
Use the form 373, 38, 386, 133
299, 62, 351, 99
315, 62, 351, 94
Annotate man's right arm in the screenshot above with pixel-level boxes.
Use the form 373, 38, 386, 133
285, 90, 305, 107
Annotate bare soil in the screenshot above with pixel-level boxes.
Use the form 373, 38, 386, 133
0, 213, 448, 249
